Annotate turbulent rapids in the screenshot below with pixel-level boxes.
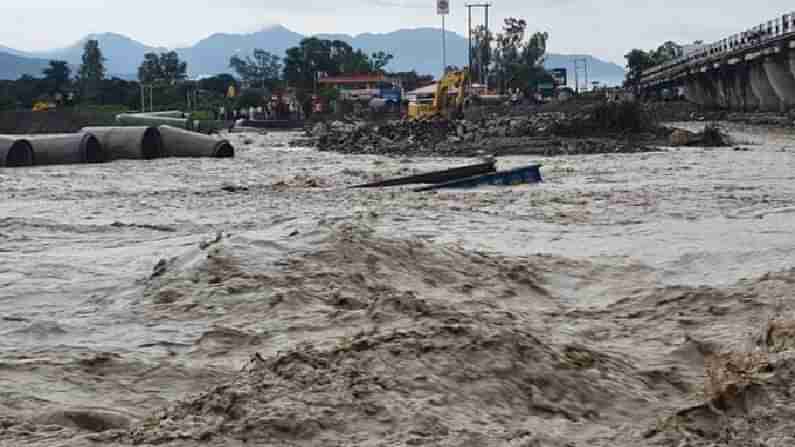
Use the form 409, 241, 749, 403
0, 121, 794, 446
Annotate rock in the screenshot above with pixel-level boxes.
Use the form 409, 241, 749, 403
310, 106, 663, 157
669, 129, 697, 146
312, 122, 329, 138
34, 409, 131, 432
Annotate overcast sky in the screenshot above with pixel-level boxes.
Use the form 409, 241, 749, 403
2, 1, 793, 65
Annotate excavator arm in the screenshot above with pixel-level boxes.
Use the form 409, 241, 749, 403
414, 70, 469, 120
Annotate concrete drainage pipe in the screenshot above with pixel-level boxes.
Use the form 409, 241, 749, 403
159, 125, 234, 158
0, 135, 35, 167
82, 127, 165, 160
26, 133, 107, 165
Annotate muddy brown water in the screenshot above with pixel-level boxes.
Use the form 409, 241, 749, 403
0, 123, 793, 446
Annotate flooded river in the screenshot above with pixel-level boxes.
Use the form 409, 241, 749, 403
1, 123, 793, 446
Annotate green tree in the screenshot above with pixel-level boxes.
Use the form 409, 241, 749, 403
235, 89, 267, 110
78, 40, 106, 82
96, 77, 140, 108
653, 41, 683, 64
198, 74, 238, 96
493, 18, 550, 92
229, 49, 282, 88
0, 81, 16, 110
624, 41, 682, 88
369, 51, 394, 73
138, 52, 187, 85
284, 38, 334, 89
78, 40, 106, 101
138, 53, 162, 84
13, 74, 46, 108
160, 51, 188, 83
624, 49, 656, 88
470, 25, 493, 83
284, 38, 392, 89
42, 60, 71, 93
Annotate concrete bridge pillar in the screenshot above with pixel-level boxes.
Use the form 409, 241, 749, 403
725, 69, 749, 110
749, 63, 783, 111
763, 56, 795, 109
734, 71, 759, 111
684, 78, 705, 105
697, 75, 720, 108
714, 74, 732, 109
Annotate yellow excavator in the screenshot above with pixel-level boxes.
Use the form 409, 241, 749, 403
408, 70, 470, 120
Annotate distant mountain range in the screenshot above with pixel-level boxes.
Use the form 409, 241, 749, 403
0, 25, 626, 86
0, 52, 50, 80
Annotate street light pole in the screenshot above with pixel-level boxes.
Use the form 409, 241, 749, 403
468, 6, 472, 76
483, 3, 489, 87
442, 15, 447, 72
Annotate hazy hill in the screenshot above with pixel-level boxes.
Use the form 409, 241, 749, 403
0, 51, 50, 80
34, 33, 166, 76
0, 26, 626, 85
0, 44, 27, 57
316, 28, 469, 77
176, 25, 304, 76
543, 54, 626, 87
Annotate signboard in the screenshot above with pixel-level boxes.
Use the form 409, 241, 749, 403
437, 0, 450, 15
551, 68, 567, 87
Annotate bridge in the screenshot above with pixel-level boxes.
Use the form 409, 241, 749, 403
639, 12, 795, 111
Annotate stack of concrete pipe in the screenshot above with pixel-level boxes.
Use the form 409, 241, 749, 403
115, 111, 230, 133
1, 132, 103, 167
0, 135, 35, 167
82, 126, 166, 160
116, 111, 193, 130
158, 125, 234, 158
24, 133, 107, 165
0, 125, 233, 169
83, 126, 234, 160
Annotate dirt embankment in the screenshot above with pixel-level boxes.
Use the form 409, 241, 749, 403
307, 102, 672, 158
0, 109, 123, 134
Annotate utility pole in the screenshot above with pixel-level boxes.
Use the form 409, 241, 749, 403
574, 58, 588, 94
442, 15, 447, 72
468, 6, 472, 76
466, 3, 492, 87
483, 3, 490, 87
438, 0, 450, 74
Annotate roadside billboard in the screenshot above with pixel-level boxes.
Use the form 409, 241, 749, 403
551, 68, 568, 87
437, 0, 450, 15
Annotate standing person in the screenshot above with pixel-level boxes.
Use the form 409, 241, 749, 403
510, 89, 520, 106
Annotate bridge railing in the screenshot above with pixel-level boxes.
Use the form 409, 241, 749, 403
638, 11, 795, 84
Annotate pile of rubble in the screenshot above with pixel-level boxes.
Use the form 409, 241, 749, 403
669, 124, 732, 147
309, 105, 661, 157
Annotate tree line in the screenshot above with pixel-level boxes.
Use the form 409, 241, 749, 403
0, 37, 404, 111
624, 41, 685, 88
467, 17, 554, 92
1, 20, 558, 112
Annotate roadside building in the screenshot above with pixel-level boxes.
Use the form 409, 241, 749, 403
317, 74, 402, 103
